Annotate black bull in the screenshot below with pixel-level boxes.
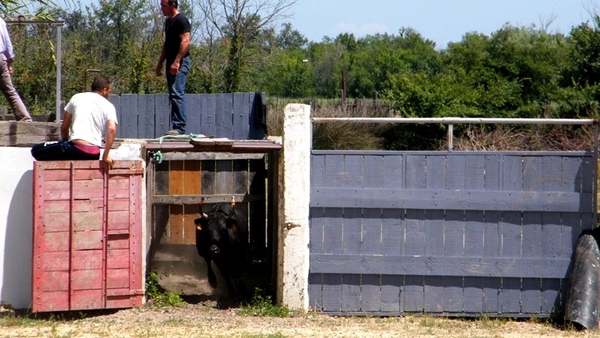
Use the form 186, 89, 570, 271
194, 203, 248, 298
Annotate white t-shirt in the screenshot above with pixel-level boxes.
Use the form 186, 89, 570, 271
65, 92, 118, 147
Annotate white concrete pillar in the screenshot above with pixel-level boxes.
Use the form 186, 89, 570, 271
277, 103, 311, 311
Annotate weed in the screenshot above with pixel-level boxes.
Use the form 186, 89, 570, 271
145, 272, 184, 308
238, 289, 290, 317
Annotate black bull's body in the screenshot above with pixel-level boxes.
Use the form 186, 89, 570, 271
194, 203, 248, 298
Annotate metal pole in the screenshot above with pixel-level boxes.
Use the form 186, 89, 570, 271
55, 24, 62, 122
447, 124, 453, 151
312, 117, 597, 125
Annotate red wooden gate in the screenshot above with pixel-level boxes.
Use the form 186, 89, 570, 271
32, 160, 144, 312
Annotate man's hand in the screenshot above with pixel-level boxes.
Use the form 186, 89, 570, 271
155, 63, 163, 76
103, 156, 114, 170
169, 60, 180, 75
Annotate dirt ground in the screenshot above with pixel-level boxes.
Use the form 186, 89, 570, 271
2, 300, 600, 338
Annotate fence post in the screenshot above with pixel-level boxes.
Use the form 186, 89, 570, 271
277, 103, 311, 311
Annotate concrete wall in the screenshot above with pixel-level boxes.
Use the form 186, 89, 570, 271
277, 104, 311, 311
0, 147, 34, 309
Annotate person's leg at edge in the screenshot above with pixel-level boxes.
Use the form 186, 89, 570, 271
0, 57, 32, 122
167, 56, 190, 134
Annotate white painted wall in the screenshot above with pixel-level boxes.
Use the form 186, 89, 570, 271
0, 147, 35, 309
277, 104, 311, 311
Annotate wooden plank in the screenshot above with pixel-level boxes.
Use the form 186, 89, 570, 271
403, 275, 424, 312
381, 209, 404, 255
322, 208, 343, 254
380, 275, 401, 313
215, 93, 233, 138
521, 278, 542, 314
341, 274, 361, 312
322, 274, 342, 312
445, 154, 465, 190
483, 211, 501, 257
71, 270, 103, 290
200, 93, 216, 137
465, 155, 485, 190
72, 230, 104, 250
382, 154, 403, 189
109, 94, 122, 138
465, 211, 484, 257
523, 212, 542, 258
215, 160, 233, 194
502, 155, 523, 191
426, 155, 445, 189
324, 154, 344, 187
308, 273, 323, 310
363, 155, 383, 189
405, 155, 426, 189
362, 209, 382, 255
424, 276, 444, 313
482, 277, 501, 313
309, 254, 572, 278
502, 212, 521, 258
139, 94, 156, 139
343, 208, 361, 254
187, 94, 203, 134
361, 275, 381, 312
522, 156, 543, 191
73, 211, 104, 231
70, 289, 104, 310
232, 92, 250, 139
424, 210, 444, 256
154, 93, 170, 136
107, 268, 130, 289
501, 277, 521, 314
443, 276, 464, 313
33, 291, 69, 312
309, 208, 325, 254
463, 277, 483, 314
120, 94, 138, 138
541, 278, 561, 314
444, 210, 464, 256
310, 188, 593, 212
404, 209, 425, 256
344, 155, 363, 188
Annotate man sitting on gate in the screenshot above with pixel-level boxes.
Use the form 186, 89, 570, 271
31, 76, 118, 169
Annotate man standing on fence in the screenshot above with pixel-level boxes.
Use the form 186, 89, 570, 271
30, 76, 117, 168
0, 17, 31, 122
155, 0, 191, 136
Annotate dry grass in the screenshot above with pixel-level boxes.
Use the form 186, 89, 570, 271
1, 303, 599, 338
267, 99, 596, 151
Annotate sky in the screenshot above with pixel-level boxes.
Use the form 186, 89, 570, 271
288, 0, 597, 48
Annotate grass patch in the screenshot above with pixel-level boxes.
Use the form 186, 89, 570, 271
237, 289, 290, 317
145, 272, 185, 308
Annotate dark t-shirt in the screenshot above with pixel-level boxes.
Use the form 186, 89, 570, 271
164, 13, 191, 64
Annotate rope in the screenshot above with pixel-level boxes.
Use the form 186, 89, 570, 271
157, 133, 203, 143
151, 151, 163, 164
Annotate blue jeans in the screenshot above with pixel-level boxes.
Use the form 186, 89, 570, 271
166, 56, 190, 133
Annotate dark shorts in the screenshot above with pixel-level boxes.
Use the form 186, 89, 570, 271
31, 140, 101, 161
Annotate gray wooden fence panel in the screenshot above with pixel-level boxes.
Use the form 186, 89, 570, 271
155, 94, 170, 135
309, 150, 597, 316
139, 94, 156, 139
107, 92, 264, 139
119, 94, 138, 138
